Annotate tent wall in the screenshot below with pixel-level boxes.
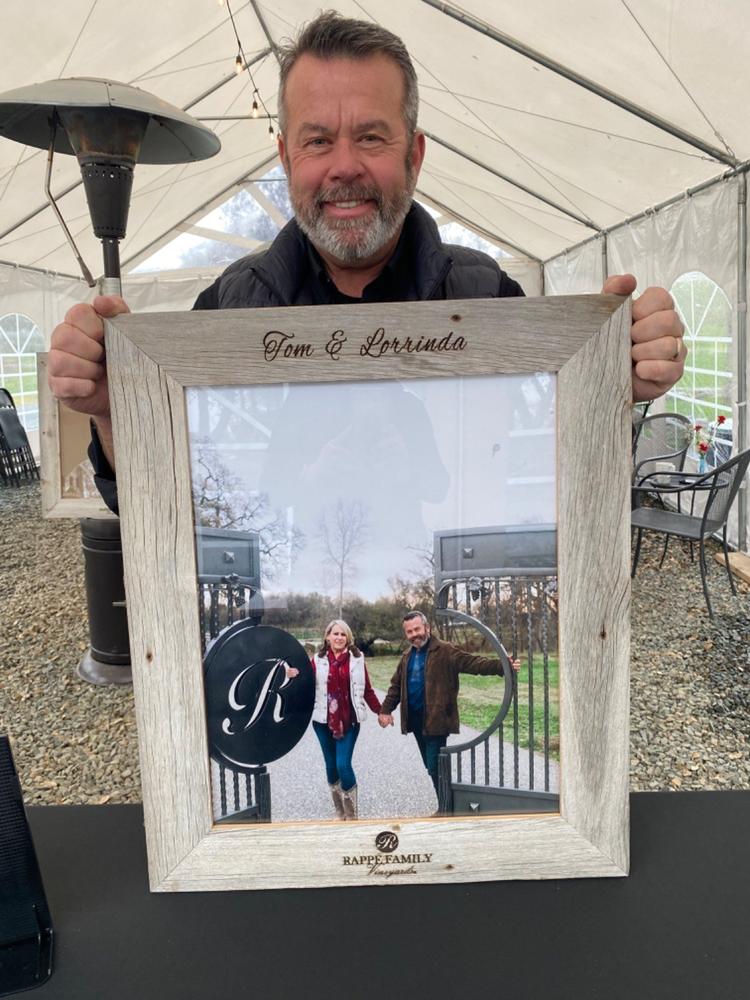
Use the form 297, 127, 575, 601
545, 173, 748, 554
542, 237, 604, 295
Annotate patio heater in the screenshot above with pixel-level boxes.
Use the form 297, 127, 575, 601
0, 77, 221, 293
0, 79, 221, 683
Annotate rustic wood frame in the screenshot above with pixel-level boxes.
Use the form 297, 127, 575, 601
105, 294, 632, 892
37, 353, 116, 519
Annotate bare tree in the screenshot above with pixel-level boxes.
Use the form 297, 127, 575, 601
192, 444, 304, 583
317, 500, 369, 618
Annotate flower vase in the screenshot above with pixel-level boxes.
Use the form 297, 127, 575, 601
698, 456, 707, 474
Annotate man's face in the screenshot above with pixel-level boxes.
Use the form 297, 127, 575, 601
278, 54, 425, 267
403, 616, 430, 649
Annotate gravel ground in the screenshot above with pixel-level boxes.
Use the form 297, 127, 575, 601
1, 480, 748, 805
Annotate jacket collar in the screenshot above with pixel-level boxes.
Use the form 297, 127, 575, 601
249, 202, 453, 303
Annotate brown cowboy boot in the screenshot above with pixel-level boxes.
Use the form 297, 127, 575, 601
341, 784, 358, 820
329, 782, 345, 820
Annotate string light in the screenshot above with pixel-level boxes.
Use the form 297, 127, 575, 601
224, 0, 275, 141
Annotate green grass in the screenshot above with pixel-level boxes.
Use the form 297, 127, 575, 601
366, 653, 559, 759
1, 373, 37, 395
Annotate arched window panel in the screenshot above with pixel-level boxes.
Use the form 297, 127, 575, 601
0, 313, 44, 431
667, 271, 733, 463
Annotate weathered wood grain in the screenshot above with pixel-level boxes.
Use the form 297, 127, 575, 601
557, 299, 632, 874
37, 353, 116, 519
110, 295, 625, 386
105, 294, 632, 891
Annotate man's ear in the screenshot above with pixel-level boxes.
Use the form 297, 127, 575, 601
410, 130, 426, 179
277, 134, 290, 178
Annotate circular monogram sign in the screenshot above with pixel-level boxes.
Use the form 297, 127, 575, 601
204, 622, 314, 770
375, 831, 399, 853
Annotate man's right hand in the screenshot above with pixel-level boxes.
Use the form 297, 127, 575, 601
378, 713, 394, 728
48, 295, 130, 421
48, 295, 130, 471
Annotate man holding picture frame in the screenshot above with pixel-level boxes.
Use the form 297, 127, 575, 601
48, 10, 686, 492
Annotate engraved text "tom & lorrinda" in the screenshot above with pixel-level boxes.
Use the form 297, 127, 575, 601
262, 328, 467, 363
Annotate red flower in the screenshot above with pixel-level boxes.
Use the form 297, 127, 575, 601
698, 442, 709, 453
717, 415, 727, 425
694, 424, 703, 432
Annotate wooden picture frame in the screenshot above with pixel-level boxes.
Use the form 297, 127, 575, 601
105, 294, 631, 892
37, 353, 117, 519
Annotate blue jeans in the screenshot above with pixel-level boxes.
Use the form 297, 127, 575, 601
312, 721, 360, 791
409, 709, 447, 794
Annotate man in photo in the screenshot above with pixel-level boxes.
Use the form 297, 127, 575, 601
378, 610, 517, 804
48, 11, 686, 513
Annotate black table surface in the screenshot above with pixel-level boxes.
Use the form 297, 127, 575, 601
21, 791, 750, 1000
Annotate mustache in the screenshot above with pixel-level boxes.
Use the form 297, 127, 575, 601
315, 184, 383, 209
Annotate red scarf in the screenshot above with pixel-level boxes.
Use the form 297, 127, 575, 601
326, 649, 352, 739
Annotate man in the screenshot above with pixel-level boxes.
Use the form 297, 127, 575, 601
47, 11, 686, 504
378, 611, 515, 799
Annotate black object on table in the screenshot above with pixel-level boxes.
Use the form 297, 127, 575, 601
0, 738, 53, 997
20, 792, 750, 1000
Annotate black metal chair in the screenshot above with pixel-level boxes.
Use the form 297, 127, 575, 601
632, 411, 693, 486
631, 448, 750, 617
631, 400, 652, 449
0, 406, 39, 486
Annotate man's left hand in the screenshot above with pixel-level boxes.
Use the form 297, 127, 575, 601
602, 274, 686, 404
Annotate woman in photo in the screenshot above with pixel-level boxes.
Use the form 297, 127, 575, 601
311, 619, 382, 820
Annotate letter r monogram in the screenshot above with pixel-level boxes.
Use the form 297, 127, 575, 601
222, 659, 293, 735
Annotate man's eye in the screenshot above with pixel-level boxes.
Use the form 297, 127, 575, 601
360, 134, 383, 144
305, 137, 329, 147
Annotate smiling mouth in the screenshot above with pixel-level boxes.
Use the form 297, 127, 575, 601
330, 200, 366, 208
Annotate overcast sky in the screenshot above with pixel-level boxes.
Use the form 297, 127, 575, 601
187, 373, 555, 601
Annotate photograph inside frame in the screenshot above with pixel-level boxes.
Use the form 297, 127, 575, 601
186, 371, 559, 825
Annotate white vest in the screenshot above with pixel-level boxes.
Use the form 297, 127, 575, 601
312, 652, 368, 724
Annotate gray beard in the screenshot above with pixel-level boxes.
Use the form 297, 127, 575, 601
292, 181, 413, 266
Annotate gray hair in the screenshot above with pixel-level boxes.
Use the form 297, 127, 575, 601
402, 610, 429, 626
276, 11, 419, 139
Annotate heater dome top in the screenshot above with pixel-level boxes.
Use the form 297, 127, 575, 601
0, 77, 220, 164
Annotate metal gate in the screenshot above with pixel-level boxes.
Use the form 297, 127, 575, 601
196, 525, 271, 823
434, 525, 560, 816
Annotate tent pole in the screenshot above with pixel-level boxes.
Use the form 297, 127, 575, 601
601, 233, 609, 283
737, 174, 748, 552
120, 151, 279, 270
422, 130, 601, 231
421, 0, 738, 167
415, 188, 540, 261
0, 49, 272, 244
249, 1, 281, 62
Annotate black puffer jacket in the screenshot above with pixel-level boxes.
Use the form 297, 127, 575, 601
91, 202, 524, 513
193, 202, 524, 310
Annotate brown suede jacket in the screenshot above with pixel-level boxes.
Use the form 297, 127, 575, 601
380, 635, 504, 736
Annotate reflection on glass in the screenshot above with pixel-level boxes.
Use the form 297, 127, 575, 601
186, 374, 559, 825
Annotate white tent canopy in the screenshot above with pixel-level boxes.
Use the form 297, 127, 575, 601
1, 0, 747, 274
1, 1, 748, 547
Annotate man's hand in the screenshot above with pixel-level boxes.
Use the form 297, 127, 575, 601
510, 657, 520, 673
48, 295, 130, 420
48, 295, 130, 470
378, 713, 394, 728
602, 274, 686, 403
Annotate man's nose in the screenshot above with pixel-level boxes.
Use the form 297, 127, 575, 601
327, 138, 365, 183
